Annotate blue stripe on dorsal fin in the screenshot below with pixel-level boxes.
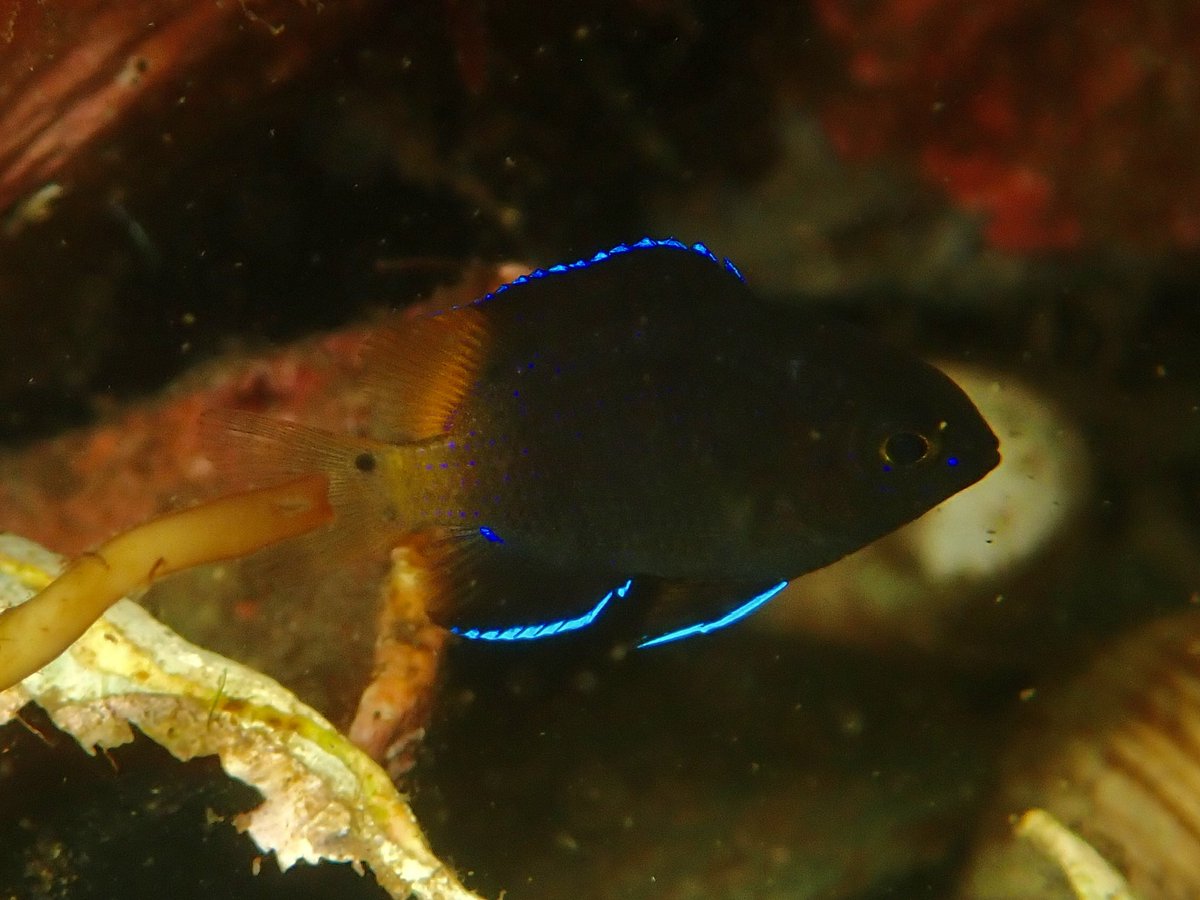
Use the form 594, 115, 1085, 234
474, 237, 745, 307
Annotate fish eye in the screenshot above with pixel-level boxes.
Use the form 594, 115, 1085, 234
880, 431, 932, 468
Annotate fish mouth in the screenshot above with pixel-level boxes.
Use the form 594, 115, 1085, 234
956, 425, 1001, 485
986, 439, 1002, 470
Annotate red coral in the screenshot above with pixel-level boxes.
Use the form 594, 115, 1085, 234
814, 0, 1200, 252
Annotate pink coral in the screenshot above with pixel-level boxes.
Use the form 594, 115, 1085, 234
814, 0, 1200, 252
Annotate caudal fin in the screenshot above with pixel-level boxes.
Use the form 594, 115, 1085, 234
201, 409, 408, 570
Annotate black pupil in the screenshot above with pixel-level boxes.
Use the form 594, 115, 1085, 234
355, 452, 377, 473
883, 432, 930, 467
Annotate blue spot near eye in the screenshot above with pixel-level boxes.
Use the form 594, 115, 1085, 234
448, 441, 456, 449
513, 390, 520, 398
451, 578, 635, 642
479, 526, 504, 543
636, 581, 789, 649
946, 456, 959, 467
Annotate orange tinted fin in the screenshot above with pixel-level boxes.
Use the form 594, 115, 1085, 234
412, 524, 495, 624
359, 305, 489, 443
202, 410, 407, 565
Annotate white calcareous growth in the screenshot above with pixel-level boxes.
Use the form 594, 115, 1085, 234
0, 534, 480, 900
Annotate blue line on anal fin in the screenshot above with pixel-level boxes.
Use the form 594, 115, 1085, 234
636, 580, 790, 649
421, 520, 640, 639
444, 572, 786, 647
451, 578, 634, 642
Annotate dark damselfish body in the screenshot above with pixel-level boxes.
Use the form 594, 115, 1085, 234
221, 239, 1000, 648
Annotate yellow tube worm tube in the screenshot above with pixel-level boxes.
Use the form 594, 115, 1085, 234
0, 473, 333, 691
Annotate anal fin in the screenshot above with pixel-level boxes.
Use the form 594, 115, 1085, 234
417, 524, 635, 643
421, 530, 789, 649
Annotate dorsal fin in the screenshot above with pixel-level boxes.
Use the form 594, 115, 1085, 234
360, 239, 739, 445
473, 237, 745, 306
360, 303, 489, 443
